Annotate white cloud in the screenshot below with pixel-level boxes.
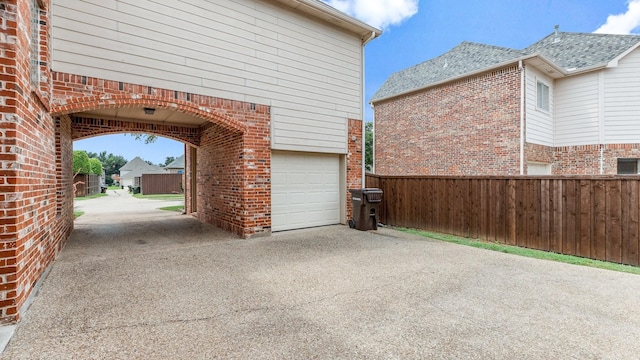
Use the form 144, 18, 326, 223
594, 0, 640, 34
323, 0, 418, 30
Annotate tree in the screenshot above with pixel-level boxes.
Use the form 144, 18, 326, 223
89, 158, 103, 176
365, 121, 373, 172
100, 153, 128, 185
129, 133, 157, 144
73, 150, 91, 174
160, 156, 175, 167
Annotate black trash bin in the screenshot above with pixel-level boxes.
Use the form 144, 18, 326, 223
349, 188, 382, 231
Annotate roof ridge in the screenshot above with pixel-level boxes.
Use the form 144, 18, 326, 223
371, 29, 640, 103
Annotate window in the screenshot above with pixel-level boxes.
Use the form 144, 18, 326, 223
617, 159, 639, 175
536, 80, 550, 111
30, 0, 41, 87
528, 162, 552, 175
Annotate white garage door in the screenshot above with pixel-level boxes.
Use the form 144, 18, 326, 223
272, 151, 341, 232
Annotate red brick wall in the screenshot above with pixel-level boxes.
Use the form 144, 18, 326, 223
524, 142, 555, 173
551, 144, 640, 175
196, 107, 271, 238
374, 65, 522, 176
185, 145, 195, 215
50, 74, 272, 238
54, 114, 73, 240
347, 119, 363, 220
0, 0, 60, 322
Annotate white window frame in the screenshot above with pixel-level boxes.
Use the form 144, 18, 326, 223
527, 162, 552, 176
30, 0, 42, 88
536, 80, 550, 112
617, 158, 640, 175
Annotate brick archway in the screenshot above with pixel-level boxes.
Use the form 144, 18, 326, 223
52, 73, 272, 240
51, 94, 247, 135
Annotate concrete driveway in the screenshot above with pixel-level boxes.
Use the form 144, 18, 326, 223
2, 190, 640, 359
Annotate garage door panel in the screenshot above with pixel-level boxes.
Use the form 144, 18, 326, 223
272, 151, 341, 232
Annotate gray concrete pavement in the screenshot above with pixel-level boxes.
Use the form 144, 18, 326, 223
2, 190, 640, 359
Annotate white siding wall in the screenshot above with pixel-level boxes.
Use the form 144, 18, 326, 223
52, 0, 364, 154
525, 67, 554, 146
554, 72, 600, 146
603, 48, 640, 144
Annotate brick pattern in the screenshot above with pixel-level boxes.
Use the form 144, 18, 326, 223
50, 73, 273, 238
185, 145, 194, 215
0, 0, 59, 322
553, 144, 640, 175
71, 116, 200, 146
523, 143, 640, 175
524, 142, 555, 173
197, 123, 245, 236
54, 114, 73, 231
347, 119, 363, 220
195, 110, 271, 238
375, 66, 522, 176
51, 73, 246, 134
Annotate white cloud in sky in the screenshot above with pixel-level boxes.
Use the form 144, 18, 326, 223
323, 0, 418, 30
594, 0, 640, 34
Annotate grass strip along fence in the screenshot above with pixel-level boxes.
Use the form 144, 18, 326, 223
366, 174, 640, 267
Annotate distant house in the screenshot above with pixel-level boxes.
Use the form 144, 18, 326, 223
164, 155, 185, 174
119, 157, 167, 188
371, 29, 640, 176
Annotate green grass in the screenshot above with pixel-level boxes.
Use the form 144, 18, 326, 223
398, 227, 640, 275
74, 193, 108, 200
133, 193, 184, 201
73, 211, 84, 218
107, 185, 121, 190
159, 205, 185, 212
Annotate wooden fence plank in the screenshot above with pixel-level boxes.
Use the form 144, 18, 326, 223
515, 180, 527, 248
622, 180, 639, 266
605, 180, 622, 263
507, 179, 517, 245
494, 180, 506, 243
541, 179, 551, 252
526, 179, 537, 249
592, 180, 607, 261
578, 180, 592, 259
424, 178, 434, 228
564, 180, 577, 256
480, 179, 489, 241
549, 179, 562, 253
469, 179, 479, 239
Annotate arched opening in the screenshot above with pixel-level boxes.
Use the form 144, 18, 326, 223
51, 95, 264, 239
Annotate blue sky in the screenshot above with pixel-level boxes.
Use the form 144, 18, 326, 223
74, 0, 640, 165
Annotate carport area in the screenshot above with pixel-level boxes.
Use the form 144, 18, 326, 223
2, 193, 640, 358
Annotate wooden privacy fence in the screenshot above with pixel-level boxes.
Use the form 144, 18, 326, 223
141, 173, 183, 195
73, 174, 100, 197
365, 174, 640, 266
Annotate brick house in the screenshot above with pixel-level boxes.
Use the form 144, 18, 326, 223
0, 0, 380, 322
119, 156, 167, 188
371, 29, 640, 176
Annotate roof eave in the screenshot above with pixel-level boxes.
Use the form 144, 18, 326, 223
606, 39, 640, 68
371, 53, 574, 104
273, 0, 382, 40
372, 55, 543, 104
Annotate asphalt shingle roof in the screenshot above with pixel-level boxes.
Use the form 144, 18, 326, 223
119, 156, 167, 179
371, 31, 640, 103
523, 32, 640, 69
164, 155, 184, 169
